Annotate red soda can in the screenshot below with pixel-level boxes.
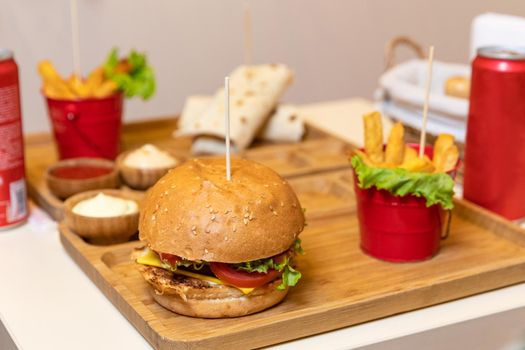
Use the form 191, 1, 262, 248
0, 49, 28, 229
464, 46, 525, 220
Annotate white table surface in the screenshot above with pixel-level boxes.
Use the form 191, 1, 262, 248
1, 98, 525, 350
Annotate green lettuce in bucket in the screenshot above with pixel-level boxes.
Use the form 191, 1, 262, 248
103, 48, 156, 100
351, 154, 455, 210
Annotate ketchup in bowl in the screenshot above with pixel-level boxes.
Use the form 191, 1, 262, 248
51, 165, 113, 180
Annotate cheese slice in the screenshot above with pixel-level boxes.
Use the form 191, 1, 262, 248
136, 249, 254, 295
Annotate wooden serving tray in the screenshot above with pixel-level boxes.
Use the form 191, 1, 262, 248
26, 119, 352, 221
59, 168, 525, 350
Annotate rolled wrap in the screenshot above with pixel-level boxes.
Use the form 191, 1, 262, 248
175, 64, 294, 150
176, 96, 304, 155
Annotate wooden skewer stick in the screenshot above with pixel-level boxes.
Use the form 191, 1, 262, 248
419, 45, 435, 158
243, 1, 252, 66
70, 0, 81, 76
225, 76, 232, 181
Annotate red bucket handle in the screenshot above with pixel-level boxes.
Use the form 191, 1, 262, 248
440, 210, 452, 240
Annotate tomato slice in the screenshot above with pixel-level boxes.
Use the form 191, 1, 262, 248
210, 257, 284, 289
158, 252, 181, 267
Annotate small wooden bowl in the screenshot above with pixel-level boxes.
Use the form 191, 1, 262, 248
63, 189, 142, 245
45, 158, 119, 199
116, 148, 179, 190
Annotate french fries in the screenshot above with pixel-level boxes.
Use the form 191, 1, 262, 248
354, 149, 375, 167
67, 74, 91, 98
37, 60, 118, 100
432, 134, 459, 173
399, 155, 435, 173
385, 122, 405, 166
356, 111, 459, 174
403, 146, 418, 164
363, 111, 384, 164
93, 80, 118, 98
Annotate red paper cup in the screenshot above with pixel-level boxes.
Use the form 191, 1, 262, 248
45, 93, 124, 160
353, 144, 455, 263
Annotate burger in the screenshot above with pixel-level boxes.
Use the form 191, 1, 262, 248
135, 157, 305, 318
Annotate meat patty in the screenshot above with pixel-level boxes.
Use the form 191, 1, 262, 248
138, 265, 280, 302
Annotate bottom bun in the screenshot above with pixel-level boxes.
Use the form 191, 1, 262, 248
139, 265, 289, 318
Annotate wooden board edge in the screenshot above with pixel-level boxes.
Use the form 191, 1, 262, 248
177, 261, 525, 349
27, 181, 63, 221
58, 219, 525, 350
454, 199, 525, 248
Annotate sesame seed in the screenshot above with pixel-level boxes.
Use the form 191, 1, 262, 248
272, 210, 278, 216
205, 204, 211, 208
191, 225, 196, 231
243, 218, 248, 225
211, 215, 216, 221
204, 248, 209, 253
280, 201, 284, 207
224, 209, 231, 214
151, 215, 156, 221
243, 213, 249, 218
233, 225, 237, 232
269, 205, 274, 211
224, 237, 228, 241
209, 208, 213, 214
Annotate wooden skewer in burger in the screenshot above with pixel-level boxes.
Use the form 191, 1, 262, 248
135, 77, 305, 318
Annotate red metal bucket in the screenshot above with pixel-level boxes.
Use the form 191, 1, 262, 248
353, 145, 454, 263
45, 94, 123, 160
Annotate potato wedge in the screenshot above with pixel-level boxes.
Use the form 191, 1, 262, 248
400, 155, 435, 173
354, 149, 375, 167
385, 122, 405, 165
402, 146, 418, 164
43, 84, 76, 100
67, 74, 91, 98
93, 80, 118, 98
363, 111, 384, 164
435, 144, 459, 173
38, 60, 63, 84
85, 67, 105, 94
433, 134, 454, 169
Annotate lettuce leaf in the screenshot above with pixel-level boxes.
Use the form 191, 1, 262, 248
233, 238, 304, 290
235, 258, 274, 274
273, 256, 302, 290
103, 48, 156, 100
351, 154, 455, 210
280, 265, 301, 290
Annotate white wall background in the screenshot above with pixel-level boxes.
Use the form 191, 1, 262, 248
2, 0, 525, 134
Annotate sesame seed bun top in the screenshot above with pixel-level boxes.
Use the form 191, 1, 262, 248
138, 157, 305, 263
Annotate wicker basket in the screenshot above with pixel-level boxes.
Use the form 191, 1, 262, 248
377, 36, 469, 149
